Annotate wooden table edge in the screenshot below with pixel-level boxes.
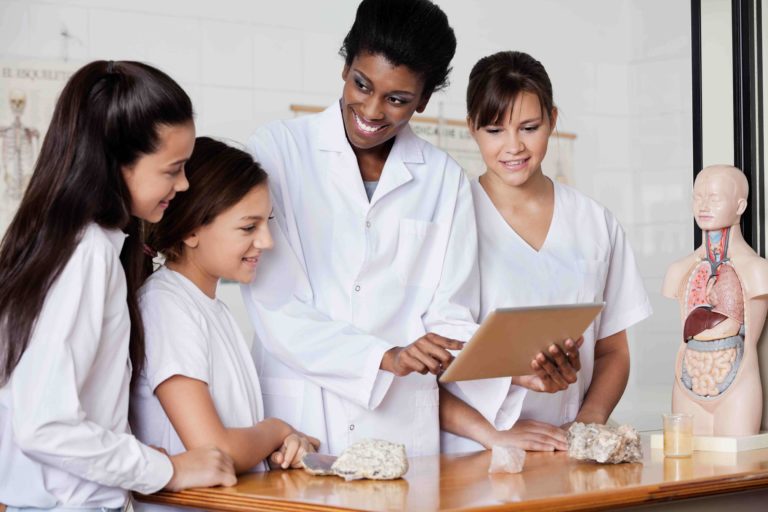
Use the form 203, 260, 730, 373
136, 470, 768, 512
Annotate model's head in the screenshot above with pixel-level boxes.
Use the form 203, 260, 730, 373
693, 165, 749, 230
0, 60, 193, 384
148, 137, 272, 286
466, 51, 557, 188
338, 0, 456, 151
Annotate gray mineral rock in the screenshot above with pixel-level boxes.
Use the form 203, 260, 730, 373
567, 422, 643, 464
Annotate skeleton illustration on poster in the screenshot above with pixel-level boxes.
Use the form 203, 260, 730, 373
0, 61, 76, 236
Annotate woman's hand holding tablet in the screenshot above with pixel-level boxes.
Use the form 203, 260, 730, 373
513, 336, 584, 392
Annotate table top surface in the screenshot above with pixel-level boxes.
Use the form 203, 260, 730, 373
140, 438, 768, 511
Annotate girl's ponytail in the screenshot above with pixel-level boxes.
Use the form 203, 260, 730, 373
0, 60, 192, 384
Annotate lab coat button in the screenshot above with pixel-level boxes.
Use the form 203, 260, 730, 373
365, 221, 371, 228
354, 285, 361, 292
349, 424, 355, 431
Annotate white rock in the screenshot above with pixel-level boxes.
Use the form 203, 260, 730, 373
567, 422, 643, 464
488, 445, 526, 473
329, 439, 409, 481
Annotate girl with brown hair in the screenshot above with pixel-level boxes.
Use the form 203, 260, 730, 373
442, 51, 652, 453
130, 137, 318, 512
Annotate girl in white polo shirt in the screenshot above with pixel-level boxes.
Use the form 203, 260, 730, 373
131, 137, 319, 512
0, 61, 235, 512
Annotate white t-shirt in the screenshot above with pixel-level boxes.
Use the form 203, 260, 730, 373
0, 223, 172, 508
131, 267, 267, 501
467, 178, 651, 443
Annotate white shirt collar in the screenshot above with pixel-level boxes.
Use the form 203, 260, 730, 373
316, 101, 424, 165
102, 225, 129, 253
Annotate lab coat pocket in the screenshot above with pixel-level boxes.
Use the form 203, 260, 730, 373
394, 219, 442, 289
260, 377, 304, 428
576, 259, 608, 303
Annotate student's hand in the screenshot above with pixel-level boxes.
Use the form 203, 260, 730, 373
164, 446, 237, 491
270, 432, 321, 469
381, 333, 464, 376
489, 420, 568, 451
512, 337, 583, 393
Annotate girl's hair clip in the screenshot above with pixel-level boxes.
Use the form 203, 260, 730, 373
143, 243, 158, 258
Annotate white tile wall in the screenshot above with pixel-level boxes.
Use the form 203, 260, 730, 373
29, 3, 90, 61
200, 20, 254, 88
252, 27, 303, 91
302, 31, 345, 94
88, 9, 202, 84
195, 85, 255, 144
1, 0, 694, 433
0, 1, 33, 57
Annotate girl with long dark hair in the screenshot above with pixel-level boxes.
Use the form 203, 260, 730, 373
0, 60, 235, 511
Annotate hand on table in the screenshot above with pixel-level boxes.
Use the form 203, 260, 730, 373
165, 446, 237, 491
269, 431, 321, 469
490, 420, 568, 452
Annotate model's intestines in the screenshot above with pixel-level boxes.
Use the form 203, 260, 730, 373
681, 238, 745, 398
683, 344, 740, 396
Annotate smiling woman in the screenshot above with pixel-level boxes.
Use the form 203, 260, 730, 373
439, 50, 652, 455
239, 0, 582, 461
340, 53, 428, 164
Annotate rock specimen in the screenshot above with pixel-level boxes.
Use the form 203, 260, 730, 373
300, 453, 338, 476
567, 422, 642, 464
488, 444, 526, 473
302, 438, 409, 481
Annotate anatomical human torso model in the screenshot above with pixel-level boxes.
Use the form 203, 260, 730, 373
663, 165, 768, 436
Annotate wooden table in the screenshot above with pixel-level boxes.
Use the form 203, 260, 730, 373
139, 438, 768, 511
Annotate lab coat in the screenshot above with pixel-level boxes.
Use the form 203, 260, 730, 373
444, 178, 652, 452
0, 223, 171, 508
242, 103, 509, 456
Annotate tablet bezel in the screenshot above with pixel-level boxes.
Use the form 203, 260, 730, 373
439, 302, 605, 383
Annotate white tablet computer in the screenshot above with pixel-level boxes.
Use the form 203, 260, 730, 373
439, 302, 604, 383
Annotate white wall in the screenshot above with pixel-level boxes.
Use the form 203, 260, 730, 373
0, 0, 693, 431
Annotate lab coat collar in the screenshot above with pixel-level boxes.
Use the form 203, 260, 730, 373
103, 225, 128, 253
317, 102, 424, 209
316, 101, 425, 164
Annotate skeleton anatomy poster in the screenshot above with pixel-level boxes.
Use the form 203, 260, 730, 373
0, 60, 76, 236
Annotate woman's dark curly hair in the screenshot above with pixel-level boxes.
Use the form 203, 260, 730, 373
340, 0, 457, 96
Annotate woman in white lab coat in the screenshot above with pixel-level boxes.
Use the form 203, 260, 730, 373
441, 51, 652, 452
242, 0, 580, 458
